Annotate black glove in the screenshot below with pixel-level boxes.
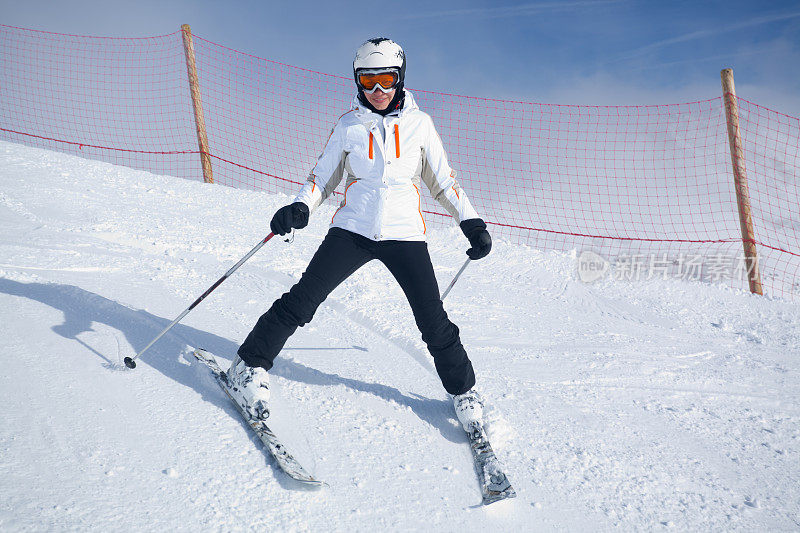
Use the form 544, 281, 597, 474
270, 202, 309, 236
460, 218, 492, 260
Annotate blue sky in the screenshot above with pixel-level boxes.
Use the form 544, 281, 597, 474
2, 0, 799, 115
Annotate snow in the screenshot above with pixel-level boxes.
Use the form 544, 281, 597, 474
1, 139, 799, 531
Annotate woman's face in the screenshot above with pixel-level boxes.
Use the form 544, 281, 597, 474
365, 88, 396, 111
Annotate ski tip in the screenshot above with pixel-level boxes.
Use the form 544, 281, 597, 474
192, 348, 214, 359
483, 490, 517, 505
294, 477, 327, 488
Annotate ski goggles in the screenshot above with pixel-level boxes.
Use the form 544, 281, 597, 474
356, 69, 400, 94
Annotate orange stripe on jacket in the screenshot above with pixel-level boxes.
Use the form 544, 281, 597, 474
368, 132, 373, 160
413, 184, 426, 234
331, 180, 356, 223
394, 124, 400, 158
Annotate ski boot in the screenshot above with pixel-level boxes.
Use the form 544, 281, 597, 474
453, 388, 484, 431
226, 356, 271, 420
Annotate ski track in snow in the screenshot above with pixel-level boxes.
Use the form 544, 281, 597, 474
1, 140, 799, 531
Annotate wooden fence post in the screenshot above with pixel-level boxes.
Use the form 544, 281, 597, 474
720, 68, 763, 295
181, 24, 213, 184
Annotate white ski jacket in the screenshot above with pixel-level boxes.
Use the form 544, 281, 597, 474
293, 90, 480, 241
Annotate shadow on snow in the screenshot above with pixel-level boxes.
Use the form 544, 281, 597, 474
0, 278, 462, 446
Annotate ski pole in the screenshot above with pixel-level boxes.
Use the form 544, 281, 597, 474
124, 232, 276, 369
441, 258, 471, 301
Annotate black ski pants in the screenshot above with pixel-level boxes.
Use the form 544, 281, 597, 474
238, 227, 476, 395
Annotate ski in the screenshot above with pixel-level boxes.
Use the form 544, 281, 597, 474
466, 422, 516, 504
191, 348, 324, 486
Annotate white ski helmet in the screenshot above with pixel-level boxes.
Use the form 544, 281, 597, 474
353, 38, 406, 88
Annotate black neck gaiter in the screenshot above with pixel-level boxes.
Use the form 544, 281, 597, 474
357, 85, 406, 116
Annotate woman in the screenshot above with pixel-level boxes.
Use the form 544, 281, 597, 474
227, 38, 492, 432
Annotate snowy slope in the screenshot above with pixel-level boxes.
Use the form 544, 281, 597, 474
1, 140, 799, 531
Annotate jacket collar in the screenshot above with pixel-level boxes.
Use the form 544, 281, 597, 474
352, 89, 417, 122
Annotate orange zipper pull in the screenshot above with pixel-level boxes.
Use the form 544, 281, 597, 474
369, 132, 373, 160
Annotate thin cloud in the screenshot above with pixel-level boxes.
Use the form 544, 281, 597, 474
637, 47, 768, 71
617, 10, 800, 62
397, 0, 625, 21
